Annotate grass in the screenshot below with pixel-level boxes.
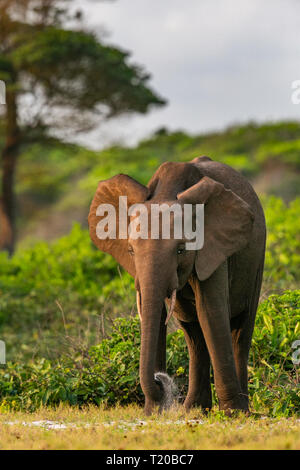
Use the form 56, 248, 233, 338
0, 405, 299, 450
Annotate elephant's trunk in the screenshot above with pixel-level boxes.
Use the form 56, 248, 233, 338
136, 253, 178, 415
138, 283, 178, 414
139, 293, 165, 413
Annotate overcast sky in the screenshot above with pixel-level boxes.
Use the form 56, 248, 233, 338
73, 0, 300, 148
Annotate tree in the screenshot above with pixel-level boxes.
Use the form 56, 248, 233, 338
0, 0, 166, 253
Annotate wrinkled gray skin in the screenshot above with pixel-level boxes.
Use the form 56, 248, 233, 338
88, 157, 266, 415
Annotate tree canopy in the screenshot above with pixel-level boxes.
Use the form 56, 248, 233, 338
0, 0, 166, 252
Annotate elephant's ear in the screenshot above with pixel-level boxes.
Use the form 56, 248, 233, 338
177, 176, 254, 281
88, 174, 149, 277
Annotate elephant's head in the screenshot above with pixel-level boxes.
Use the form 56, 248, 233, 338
88, 169, 254, 413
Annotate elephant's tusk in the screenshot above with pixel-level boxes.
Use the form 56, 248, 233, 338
165, 289, 176, 325
136, 290, 142, 321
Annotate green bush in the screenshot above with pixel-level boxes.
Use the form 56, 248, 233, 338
263, 196, 300, 290
249, 290, 300, 416
0, 224, 135, 359
256, 139, 300, 169
0, 291, 299, 416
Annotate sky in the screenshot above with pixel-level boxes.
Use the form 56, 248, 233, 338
73, 0, 300, 148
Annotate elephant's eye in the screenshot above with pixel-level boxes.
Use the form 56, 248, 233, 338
177, 245, 185, 255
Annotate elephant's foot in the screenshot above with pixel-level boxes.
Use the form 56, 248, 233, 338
184, 393, 212, 413
218, 393, 249, 416
143, 398, 158, 416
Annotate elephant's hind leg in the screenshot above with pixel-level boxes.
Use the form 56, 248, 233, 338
231, 260, 264, 406
179, 320, 212, 411
231, 311, 254, 406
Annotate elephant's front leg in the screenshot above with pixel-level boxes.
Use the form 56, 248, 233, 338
179, 320, 212, 411
190, 264, 248, 414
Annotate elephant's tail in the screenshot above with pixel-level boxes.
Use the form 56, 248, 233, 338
154, 372, 178, 411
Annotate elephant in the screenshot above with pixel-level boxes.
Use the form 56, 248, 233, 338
88, 156, 266, 416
